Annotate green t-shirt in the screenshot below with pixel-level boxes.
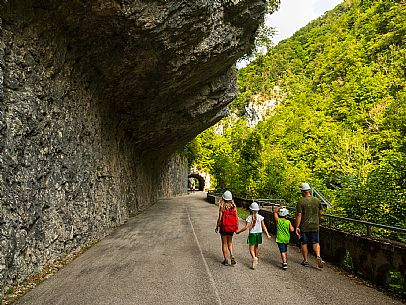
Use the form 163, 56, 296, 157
296, 196, 322, 232
276, 218, 291, 244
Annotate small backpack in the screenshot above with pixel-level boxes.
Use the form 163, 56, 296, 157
220, 208, 238, 233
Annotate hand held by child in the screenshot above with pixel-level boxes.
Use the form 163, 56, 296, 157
295, 227, 301, 237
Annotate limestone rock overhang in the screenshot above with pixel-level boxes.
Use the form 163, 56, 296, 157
1, 0, 266, 159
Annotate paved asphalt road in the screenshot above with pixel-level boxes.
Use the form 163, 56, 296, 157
16, 192, 403, 305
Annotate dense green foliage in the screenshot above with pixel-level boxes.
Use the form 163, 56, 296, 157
187, 0, 406, 236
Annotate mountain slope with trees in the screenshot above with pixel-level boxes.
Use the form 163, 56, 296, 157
187, 0, 406, 236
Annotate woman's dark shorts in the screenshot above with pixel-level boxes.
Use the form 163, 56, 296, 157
220, 230, 234, 236
301, 231, 319, 244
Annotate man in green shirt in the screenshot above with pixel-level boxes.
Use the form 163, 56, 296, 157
295, 182, 324, 268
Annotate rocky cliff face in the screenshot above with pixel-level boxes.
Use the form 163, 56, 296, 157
0, 0, 266, 294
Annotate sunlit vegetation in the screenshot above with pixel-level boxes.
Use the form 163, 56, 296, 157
187, 0, 406, 240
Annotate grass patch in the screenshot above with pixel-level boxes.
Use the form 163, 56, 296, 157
387, 270, 406, 300
343, 250, 353, 272
237, 207, 250, 220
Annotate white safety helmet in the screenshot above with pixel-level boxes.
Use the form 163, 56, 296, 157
222, 190, 233, 201
249, 202, 260, 211
300, 182, 311, 191
279, 208, 289, 217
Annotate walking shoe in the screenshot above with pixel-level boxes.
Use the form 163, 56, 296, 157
301, 261, 310, 267
230, 255, 236, 265
316, 256, 324, 268
252, 257, 258, 269
282, 263, 288, 270
221, 259, 229, 266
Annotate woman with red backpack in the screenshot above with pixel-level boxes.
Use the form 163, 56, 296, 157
215, 190, 239, 266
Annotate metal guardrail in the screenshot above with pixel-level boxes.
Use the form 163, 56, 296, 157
323, 214, 406, 237
312, 187, 332, 208
256, 198, 286, 207
207, 190, 221, 196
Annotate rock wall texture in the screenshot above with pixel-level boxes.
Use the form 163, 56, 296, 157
0, 0, 266, 294
159, 152, 189, 198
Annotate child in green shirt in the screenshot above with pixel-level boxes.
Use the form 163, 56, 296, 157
274, 206, 294, 270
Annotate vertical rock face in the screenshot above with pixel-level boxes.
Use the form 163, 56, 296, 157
159, 152, 189, 198
0, 0, 266, 293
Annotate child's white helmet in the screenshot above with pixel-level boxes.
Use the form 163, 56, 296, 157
222, 190, 233, 201
279, 208, 289, 217
249, 202, 260, 211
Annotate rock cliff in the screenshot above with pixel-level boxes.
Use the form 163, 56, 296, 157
0, 0, 266, 294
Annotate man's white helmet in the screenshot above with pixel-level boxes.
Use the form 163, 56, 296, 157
249, 202, 260, 211
300, 182, 311, 191
222, 190, 233, 201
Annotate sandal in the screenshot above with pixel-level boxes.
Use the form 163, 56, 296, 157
301, 261, 310, 267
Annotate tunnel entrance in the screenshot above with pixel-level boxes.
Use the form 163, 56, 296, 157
188, 174, 205, 191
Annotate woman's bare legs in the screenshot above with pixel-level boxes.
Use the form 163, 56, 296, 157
226, 235, 234, 256
221, 235, 228, 262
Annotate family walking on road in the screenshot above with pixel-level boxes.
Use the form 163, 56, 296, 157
215, 183, 324, 270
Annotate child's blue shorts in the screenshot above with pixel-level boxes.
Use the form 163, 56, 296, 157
277, 242, 288, 253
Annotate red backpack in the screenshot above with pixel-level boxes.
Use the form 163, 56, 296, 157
220, 208, 238, 233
